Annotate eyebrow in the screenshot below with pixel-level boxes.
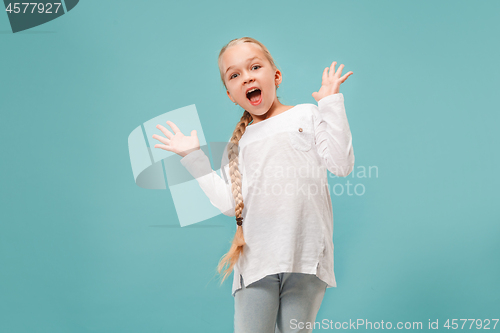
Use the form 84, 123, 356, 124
225, 56, 262, 75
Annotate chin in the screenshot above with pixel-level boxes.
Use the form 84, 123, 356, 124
248, 103, 269, 114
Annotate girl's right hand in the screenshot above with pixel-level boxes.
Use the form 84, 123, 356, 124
152, 120, 200, 158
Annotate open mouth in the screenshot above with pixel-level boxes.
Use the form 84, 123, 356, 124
246, 88, 262, 106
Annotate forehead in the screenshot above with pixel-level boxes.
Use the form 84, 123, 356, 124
221, 43, 266, 71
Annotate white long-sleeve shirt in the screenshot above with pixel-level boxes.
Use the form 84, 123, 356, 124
180, 93, 354, 296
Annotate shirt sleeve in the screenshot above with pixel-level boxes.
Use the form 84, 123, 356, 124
312, 93, 355, 177
179, 143, 236, 217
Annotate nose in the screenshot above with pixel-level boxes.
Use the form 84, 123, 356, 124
242, 70, 254, 84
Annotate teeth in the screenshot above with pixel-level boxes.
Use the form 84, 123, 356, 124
247, 88, 259, 94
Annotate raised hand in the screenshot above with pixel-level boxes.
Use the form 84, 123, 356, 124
312, 61, 353, 102
152, 120, 200, 157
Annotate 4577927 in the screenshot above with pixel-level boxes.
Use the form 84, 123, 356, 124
5, 3, 62, 14
442, 319, 499, 330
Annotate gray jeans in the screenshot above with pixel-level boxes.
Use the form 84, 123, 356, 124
234, 272, 328, 333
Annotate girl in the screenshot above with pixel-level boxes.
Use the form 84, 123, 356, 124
153, 37, 354, 333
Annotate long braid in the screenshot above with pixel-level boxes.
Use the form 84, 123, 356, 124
216, 110, 253, 283
216, 37, 279, 284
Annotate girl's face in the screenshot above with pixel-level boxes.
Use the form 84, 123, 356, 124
221, 43, 282, 115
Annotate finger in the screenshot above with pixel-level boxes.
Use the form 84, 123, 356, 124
191, 130, 197, 137
322, 67, 329, 82
152, 133, 170, 145
156, 124, 174, 139
153, 143, 173, 152
335, 64, 345, 77
329, 62, 337, 78
166, 120, 182, 135
340, 71, 353, 82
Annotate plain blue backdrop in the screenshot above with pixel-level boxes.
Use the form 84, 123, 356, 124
1, 0, 499, 332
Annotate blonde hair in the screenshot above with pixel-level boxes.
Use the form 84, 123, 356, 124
216, 37, 281, 284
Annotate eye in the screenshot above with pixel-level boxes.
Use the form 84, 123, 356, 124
228, 65, 260, 80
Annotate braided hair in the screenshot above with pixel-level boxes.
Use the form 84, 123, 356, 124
216, 37, 281, 284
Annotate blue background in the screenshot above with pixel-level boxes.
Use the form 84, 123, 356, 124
1, 0, 499, 332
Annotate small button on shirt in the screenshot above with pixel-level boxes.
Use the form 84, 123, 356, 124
180, 93, 355, 296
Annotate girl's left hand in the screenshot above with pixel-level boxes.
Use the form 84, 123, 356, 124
312, 61, 353, 102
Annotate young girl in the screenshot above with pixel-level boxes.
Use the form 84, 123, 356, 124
153, 37, 354, 333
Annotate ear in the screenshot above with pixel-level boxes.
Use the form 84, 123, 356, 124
227, 90, 236, 103
274, 69, 283, 86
